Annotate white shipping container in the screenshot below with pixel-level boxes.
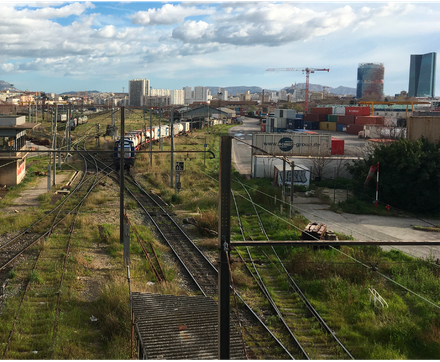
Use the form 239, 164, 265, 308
274, 117, 287, 129
333, 106, 346, 115
252, 156, 310, 187
285, 109, 297, 119
252, 133, 332, 156
273, 163, 310, 187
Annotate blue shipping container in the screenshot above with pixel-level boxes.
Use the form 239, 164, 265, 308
294, 119, 304, 129
304, 121, 319, 130
336, 123, 347, 132
295, 114, 304, 120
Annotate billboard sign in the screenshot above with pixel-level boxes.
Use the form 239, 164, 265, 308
252, 133, 331, 156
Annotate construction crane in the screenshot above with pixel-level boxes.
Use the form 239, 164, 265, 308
266, 68, 329, 113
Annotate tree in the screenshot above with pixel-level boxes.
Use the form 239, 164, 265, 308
347, 138, 440, 214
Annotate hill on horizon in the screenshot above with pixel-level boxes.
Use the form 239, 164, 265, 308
0, 80, 21, 92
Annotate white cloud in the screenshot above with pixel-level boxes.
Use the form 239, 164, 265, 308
97, 25, 116, 38
1, 63, 15, 72
131, 4, 214, 26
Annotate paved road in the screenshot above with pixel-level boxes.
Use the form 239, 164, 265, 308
229, 117, 440, 260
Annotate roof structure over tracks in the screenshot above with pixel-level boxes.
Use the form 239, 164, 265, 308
132, 292, 247, 359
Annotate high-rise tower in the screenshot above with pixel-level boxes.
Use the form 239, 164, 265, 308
129, 79, 150, 106
408, 52, 436, 98
356, 63, 384, 100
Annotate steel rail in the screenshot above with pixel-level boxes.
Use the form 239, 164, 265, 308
232, 186, 307, 358
235, 177, 354, 360
83, 148, 295, 359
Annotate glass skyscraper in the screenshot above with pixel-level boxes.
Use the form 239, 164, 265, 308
356, 63, 384, 100
408, 52, 436, 97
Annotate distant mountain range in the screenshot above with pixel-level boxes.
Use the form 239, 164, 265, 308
208, 84, 356, 96
0, 80, 356, 96
0, 80, 21, 92
59, 90, 101, 95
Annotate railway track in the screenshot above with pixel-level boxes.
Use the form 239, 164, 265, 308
232, 178, 354, 359
0, 143, 114, 358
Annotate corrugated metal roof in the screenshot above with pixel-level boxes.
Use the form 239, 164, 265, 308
132, 292, 246, 360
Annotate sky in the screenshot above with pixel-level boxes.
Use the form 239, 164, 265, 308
0, 1, 439, 96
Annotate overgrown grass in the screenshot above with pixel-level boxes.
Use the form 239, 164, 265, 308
285, 245, 440, 359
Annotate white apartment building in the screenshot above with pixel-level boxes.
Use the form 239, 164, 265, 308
171, 90, 185, 105
194, 86, 208, 102
278, 90, 288, 101
183, 86, 192, 105
218, 87, 228, 101
129, 79, 150, 107
150, 89, 171, 96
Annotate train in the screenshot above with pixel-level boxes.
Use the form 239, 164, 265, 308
67, 116, 88, 131
113, 121, 191, 170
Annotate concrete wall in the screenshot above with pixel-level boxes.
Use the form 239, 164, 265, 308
0, 115, 26, 126
407, 116, 440, 143
252, 155, 357, 183
0, 159, 25, 186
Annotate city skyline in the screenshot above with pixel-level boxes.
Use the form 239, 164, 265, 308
0, 1, 439, 96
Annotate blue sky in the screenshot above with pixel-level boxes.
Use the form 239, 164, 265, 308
0, 1, 439, 96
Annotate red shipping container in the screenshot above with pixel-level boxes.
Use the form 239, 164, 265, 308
331, 137, 345, 155
310, 107, 333, 115
337, 115, 356, 124
345, 106, 370, 116
355, 116, 384, 126
304, 113, 319, 122
346, 124, 364, 135
261, 123, 266, 132
305, 113, 326, 122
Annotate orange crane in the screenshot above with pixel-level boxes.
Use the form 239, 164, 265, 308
266, 68, 329, 113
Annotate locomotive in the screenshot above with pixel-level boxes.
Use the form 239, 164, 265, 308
113, 121, 191, 170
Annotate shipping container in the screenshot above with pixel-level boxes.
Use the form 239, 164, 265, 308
331, 137, 345, 155
273, 163, 310, 187
304, 121, 319, 130
337, 115, 356, 125
252, 133, 332, 156
355, 116, 384, 126
286, 118, 303, 130
295, 113, 304, 120
345, 106, 371, 116
252, 156, 310, 187
261, 123, 266, 132
333, 106, 346, 115
319, 122, 337, 131
336, 123, 347, 132
327, 114, 338, 123
274, 117, 287, 129
310, 107, 333, 115
304, 113, 326, 122
346, 124, 364, 135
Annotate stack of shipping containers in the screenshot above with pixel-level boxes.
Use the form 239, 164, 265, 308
263, 105, 386, 156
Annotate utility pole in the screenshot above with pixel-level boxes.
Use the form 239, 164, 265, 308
282, 159, 286, 214
170, 108, 174, 188
290, 161, 294, 218
53, 106, 57, 186
150, 108, 153, 166
218, 135, 231, 359
120, 106, 130, 266
159, 103, 163, 151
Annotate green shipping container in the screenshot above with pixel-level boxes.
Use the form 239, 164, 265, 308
327, 114, 338, 122
319, 122, 337, 131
